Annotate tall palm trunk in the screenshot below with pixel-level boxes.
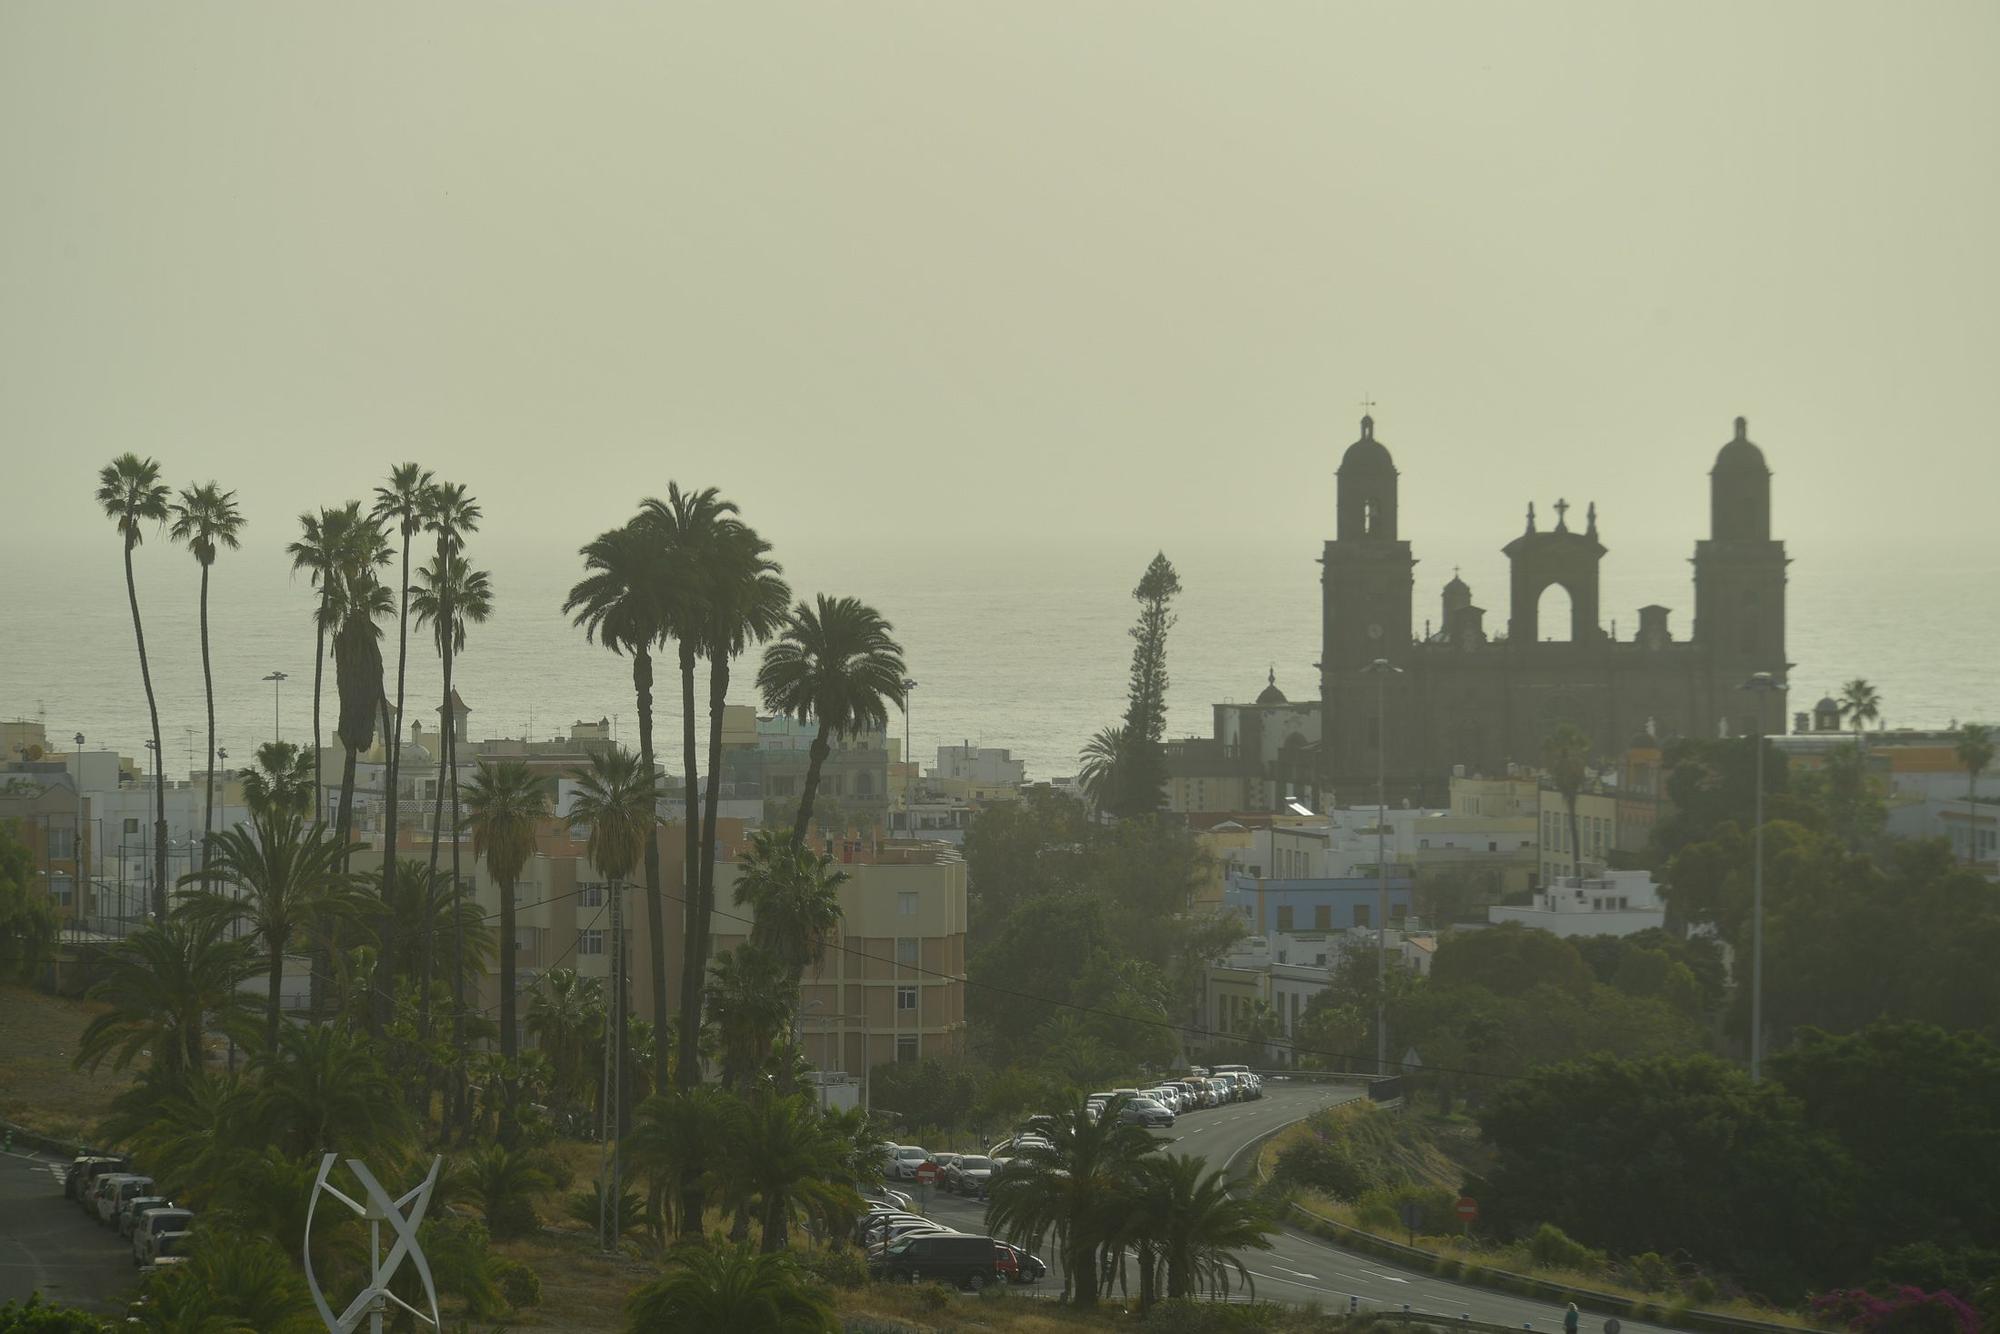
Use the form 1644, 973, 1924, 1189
449, 688, 470, 1137
311, 594, 329, 830
631, 649, 669, 1095
695, 655, 728, 1038
498, 863, 518, 1149
791, 726, 833, 849
1566, 797, 1582, 879
198, 562, 215, 872
421, 695, 444, 1044
266, 936, 285, 1053
674, 641, 704, 1090
122, 542, 170, 922
378, 533, 412, 1033
337, 747, 359, 861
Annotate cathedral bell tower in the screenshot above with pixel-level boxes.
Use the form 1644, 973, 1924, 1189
1320, 415, 1416, 795
1693, 417, 1788, 735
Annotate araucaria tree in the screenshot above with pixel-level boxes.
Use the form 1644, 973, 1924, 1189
168, 481, 245, 870
1111, 553, 1180, 817
95, 454, 173, 920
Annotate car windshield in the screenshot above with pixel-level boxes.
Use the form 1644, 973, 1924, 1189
156, 1233, 188, 1257
895, 1147, 928, 1160
959, 1157, 992, 1170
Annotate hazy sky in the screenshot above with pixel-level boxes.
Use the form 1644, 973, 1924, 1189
3, 2, 1996, 562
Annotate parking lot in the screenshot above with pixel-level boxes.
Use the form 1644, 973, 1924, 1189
0, 1151, 141, 1312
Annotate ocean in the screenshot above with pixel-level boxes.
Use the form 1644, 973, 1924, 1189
2, 530, 1994, 783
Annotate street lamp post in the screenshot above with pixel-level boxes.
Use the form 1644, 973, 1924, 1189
1363, 658, 1403, 1075
1741, 671, 1785, 1083
901, 678, 918, 837
262, 671, 288, 746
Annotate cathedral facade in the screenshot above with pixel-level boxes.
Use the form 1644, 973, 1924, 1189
1318, 415, 1789, 806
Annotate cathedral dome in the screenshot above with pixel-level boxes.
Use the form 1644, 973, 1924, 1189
1339, 415, 1395, 474
1256, 668, 1288, 705
1713, 416, 1768, 475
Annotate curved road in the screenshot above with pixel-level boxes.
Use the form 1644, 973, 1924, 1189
914, 1081, 1664, 1334
0, 1150, 141, 1312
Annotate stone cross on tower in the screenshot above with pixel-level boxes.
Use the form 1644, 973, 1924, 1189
1553, 497, 1570, 530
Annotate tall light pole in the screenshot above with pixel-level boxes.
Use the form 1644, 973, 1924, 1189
72, 733, 85, 940
1363, 658, 1403, 1074
262, 671, 288, 745
901, 678, 918, 837
1741, 671, 1784, 1083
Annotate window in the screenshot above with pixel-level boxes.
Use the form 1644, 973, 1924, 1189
578, 883, 605, 909
50, 874, 73, 907
897, 891, 917, 916
49, 826, 75, 860
1315, 904, 1332, 930
896, 1035, 918, 1063
896, 986, 918, 1012
578, 929, 605, 956
895, 937, 918, 967
515, 931, 536, 956
1352, 904, 1370, 929
1276, 905, 1294, 931
124, 818, 140, 835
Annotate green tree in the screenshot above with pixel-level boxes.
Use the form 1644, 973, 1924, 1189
369, 462, 436, 1034
984, 1094, 1160, 1307
525, 966, 604, 1117
704, 945, 793, 1093
96, 453, 173, 920
0, 820, 57, 982
1840, 677, 1883, 747
323, 502, 392, 862
249, 1023, 412, 1157
625, 1087, 735, 1238
726, 1092, 863, 1253
1124, 1153, 1274, 1308
453, 1143, 553, 1239
167, 480, 245, 870
1478, 1052, 1855, 1299
238, 741, 314, 822
1542, 721, 1592, 876
564, 518, 673, 1095
1955, 722, 1994, 864
75, 915, 260, 1077
756, 593, 909, 849
1429, 920, 1594, 998
410, 530, 490, 1049
623, 1242, 838, 1334
179, 806, 369, 1051
1077, 724, 1129, 817
732, 828, 846, 1083
566, 743, 661, 1131
286, 505, 359, 831
133, 1231, 319, 1333
1111, 553, 1181, 817
461, 761, 552, 1104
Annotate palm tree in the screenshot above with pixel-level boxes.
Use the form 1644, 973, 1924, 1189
567, 744, 661, 1135
326, 510, 392, 860
757, 593, 909, 848
1078, 724, 1129, 815
378, 856, 494, 1013
1127, 1153, 1274, 1305
410, 543, 491, 1044
635, 485, 739, 1095
179, 806, 369, 1052
565, 519, 673, 1095
625, 1086, 734, 1238
1839, 677, 1882, 749
525, 966, 605, 1117
250, 1024, 412, 1157
239, 741, 314, 822
75, 915, 261, 1077
453, 1142, 554, 1239
1541, 721, 1592, 879
704, 945, 795, 1094
985, 1094, 1159, 1307
732, 828, 846, 1078
1956, 722, 1994, 865
461, 759, 551, 1141
168, 482, 246, 869
370, 463, 436, 1031
624, 1241, 838, 1333
96, 454, 173, 920
726, 1093, 863, 1253
286, 503, 370, 830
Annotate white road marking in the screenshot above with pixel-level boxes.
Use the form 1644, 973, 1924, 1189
1275, 1265, 1319, 1280
1363, 1269, 1411, 1283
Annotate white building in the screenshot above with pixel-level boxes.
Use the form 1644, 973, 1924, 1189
1486, 870, 1666, 938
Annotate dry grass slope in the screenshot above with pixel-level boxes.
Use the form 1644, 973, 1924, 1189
0, 981, 133, 1142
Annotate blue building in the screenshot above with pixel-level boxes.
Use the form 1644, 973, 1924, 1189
1223, 869, 1414, 936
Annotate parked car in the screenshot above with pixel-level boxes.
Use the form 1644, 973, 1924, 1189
140, 1230, 192, 1273
863, 1185, 913, 1212
86, 1173, 140, 1221
118, 1195, 172, 1239
864, 1221, 955, 1256
870, 1232, 1006, 1290
99, 1174, 156, 1226
931, 1152, 962, 1175
995, 1241, 1047, 1285
855, 1213, 938, 1247
890, 1145, 931, 1180
1117, 1097, 1176, 1129
133, 1207, 194, 1266
942, 1155, 995, 1197
63, 1155, 126, 1202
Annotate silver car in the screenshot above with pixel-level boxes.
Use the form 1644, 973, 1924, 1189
133, 1207, 194, 1266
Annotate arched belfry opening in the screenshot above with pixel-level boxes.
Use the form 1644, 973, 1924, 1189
1337, 415, 1398, 541
1503, 497, 1605, 645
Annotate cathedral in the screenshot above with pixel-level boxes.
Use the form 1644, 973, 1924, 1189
1318, 414, 1789, 806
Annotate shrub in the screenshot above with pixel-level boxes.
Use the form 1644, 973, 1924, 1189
0, 1294, 110, 1332
1626, 1250, 1674, 1293
917, 1282, 953, 1312
491, 1258, 542, 1311
1138, 1298, 1288, 1333
1812, 1287, 1980, 1334
1274, 1136, 1374, 1200
1688, 1276, 1720, 1306
795, 1246, 869, 1290
1528, 1223, 1605, 1274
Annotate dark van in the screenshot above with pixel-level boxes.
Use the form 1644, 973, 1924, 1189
870, 1232, 1001, 1290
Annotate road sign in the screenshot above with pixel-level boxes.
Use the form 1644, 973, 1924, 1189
1455, 1195, 1479, 1222
1402, 1047, 1424, 1070
915, 1162, 940, 1185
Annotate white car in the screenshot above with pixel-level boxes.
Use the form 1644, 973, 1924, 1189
99, 1175, 156, 1226
891, 1146, 931, 1180
140, 1230, 192, 1273
133, 1207, 194, 1266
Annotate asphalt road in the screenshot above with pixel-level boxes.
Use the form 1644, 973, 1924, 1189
911, 1081, 1667, 1334
0, 1151, 142, 1312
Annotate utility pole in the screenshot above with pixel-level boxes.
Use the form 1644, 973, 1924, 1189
901, 678, 918, 837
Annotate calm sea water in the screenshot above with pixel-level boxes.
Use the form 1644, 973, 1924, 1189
2, 531, 1993, 783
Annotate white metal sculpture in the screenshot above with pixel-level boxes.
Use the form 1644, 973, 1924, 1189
304, 1153, 442, 1333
